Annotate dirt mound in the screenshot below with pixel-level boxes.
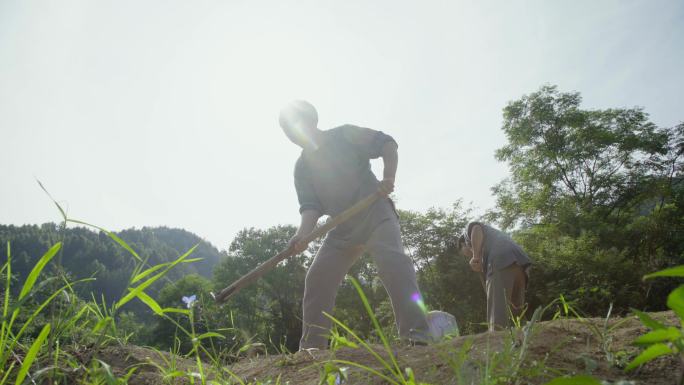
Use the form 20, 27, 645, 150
96, 311, 680, 384
93, 345, 197, 385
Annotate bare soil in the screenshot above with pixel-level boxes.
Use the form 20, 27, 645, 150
95, 311, 681, 385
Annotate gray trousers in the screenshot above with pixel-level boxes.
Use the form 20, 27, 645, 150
486, 263, 528, 331
299, 217, 429, 349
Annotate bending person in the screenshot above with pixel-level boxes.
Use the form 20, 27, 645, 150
457, 222, 532, 331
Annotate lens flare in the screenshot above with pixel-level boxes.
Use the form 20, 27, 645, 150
411, 292, 427, 314
282, 115, 318, 150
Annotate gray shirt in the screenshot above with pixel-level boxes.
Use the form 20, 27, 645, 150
463, 222, 532, 276
294, 125, 397, 245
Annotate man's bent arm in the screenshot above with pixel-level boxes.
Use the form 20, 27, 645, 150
296, 209, 321, 237
470, 224, 485, 261
381, 141, 399, 181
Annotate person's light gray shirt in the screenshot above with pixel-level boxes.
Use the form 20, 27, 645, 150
294, 124, 398, 245
463, 222, 532, 276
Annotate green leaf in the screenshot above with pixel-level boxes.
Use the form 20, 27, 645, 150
326, 372, 336, 385
102, 231, 142, 262
122, 366, 139, 381
405, 367, 416, 382
348, 277, 402, 377
633, 327, 682, 345
632, 309, 666, 330
93, 317, 113, 334
644, 265, 684, 279
3, 242, 12, 321
116, 244, 198, 310
116, 276, 160, 309
332, 335, 359, 349
19, 243, 61, 300
163, 370, 186, 379
14, 323, 51, 385
625, 343, 673, 371
131, 258, 203, 283
1, 363, 16, 385
95, 359, 118, 385
68, 219, 142, 262
37, 180, 67, 221
559, 294, 569, 316
131, 263, 170, 284
238, 343, 264, 353
135, 290, 163, 315
543, 375, 601, 385
7, 277, 94, 348
667, 285, 684, 319
161, 307, 191, 315
197, 332, 225, 340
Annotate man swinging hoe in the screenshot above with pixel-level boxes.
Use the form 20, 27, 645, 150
215, 100, 459, 346
278, 100, 434, 349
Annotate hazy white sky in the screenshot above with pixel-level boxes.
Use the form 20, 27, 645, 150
1, 0, 682, 250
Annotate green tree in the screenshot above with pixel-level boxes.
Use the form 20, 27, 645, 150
212, 225, 308, 353
493, 84, 672, 230
0, 224, 223, 323
490, 85, 683, 314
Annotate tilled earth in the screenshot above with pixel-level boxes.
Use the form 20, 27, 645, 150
95, 311, 680, 385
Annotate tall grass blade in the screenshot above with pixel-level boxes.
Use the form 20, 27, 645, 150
330, 359, 399, 385
95, 359, 118, 385
135, 290, 164, 315
324, 311, 397, 378
1, 242, 11, 365
14, 323, 51, 385
0, 277, 60, 325
116, 244, 198, 310
3, 244, 11, 320
19, 242, 61, 300
9, 278, 95, 355
1, 362, 16, 384
196, 332, 225, 340
93, 317, 113, 334
132, 258, 203, 284
67, 219, 142, 262
37, 180, 67, 221
348, 277, 404, 382
59, 305, 91, 336
161, 308, 191, 316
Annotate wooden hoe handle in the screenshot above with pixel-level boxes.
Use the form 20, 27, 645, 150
214, 192, 381, 303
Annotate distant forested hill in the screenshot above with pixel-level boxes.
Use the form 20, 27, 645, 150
0, 224, 223, 305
